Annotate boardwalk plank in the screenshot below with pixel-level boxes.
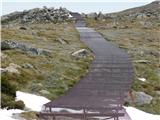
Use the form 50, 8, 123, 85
40, 13, 134, 120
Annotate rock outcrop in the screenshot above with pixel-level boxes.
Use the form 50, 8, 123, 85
1, 40, 51, 56
2, 7, 73, 24
1, 40, 19, 50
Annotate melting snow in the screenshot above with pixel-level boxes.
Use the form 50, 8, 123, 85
0, 109, 24, 120
1, 91, 160, 120
138, 77, 146, 82
16, 91, 50, 111
125, 107, 160, 120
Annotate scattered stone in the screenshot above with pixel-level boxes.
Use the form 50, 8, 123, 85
119, 25, 129, 29
28, 48, 39, 55
19, 26, 27, 30
72, 49, 89, 58
97, 12, 105, 20
139, 21, 152, 28
0, 68, 6, 73
12, 113, 26, 120
144, 50, 160, 57
40, 90, 50, 95
1, 63, 21, 74
137, 13, 147, 19
126, 91, 153, 105
22, 63, 34, 69
9, 63, 21, 68
28, 48, 51, 56
5, 66, 20, 74
37, 83, 43, 87
57, 38, 68, 44
156, 91, 160, 96
135, 92, 153, 105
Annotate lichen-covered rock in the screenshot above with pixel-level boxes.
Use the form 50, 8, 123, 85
1, 40, 51, 56
27, 48, 51, 56
1, 40, 19, 50
125, 91, 153, 105
2, 63, 21, 74
40, 90, 50, 95
22, 63, 34, 69
135, 92, 153, 105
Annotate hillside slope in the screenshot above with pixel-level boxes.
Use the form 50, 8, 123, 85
86, 1, 160, 114
1, 7, 93, 110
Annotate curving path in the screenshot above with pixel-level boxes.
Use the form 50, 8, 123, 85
40, 13, 134, 120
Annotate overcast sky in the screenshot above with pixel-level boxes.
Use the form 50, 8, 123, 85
1, 0, 155, 15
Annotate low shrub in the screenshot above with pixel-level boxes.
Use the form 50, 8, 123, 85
1, 74, 17, 97
15, 100, 25, 109
1, 94, 15, 109
1, 94, 25, 110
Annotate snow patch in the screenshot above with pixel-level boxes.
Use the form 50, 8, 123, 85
69, 14, 73, 18
125, 107, 160, 120
138, 77, 146, 82
0, 109, 24, 120
1, 91, 160, 120
16, 91, 50, 111
0, 91, 50, 120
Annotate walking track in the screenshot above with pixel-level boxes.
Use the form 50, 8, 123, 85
40, 13, 134, 120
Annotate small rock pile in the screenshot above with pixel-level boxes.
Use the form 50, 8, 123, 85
2, 6, 73, 24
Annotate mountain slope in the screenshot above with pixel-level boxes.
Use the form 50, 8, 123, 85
118, 1, 160, 15
86, 1, 160, 114
1, 7, 93, 110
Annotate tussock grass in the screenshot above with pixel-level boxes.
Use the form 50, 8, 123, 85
1, 22, 93, 109
86, 18, 160, 114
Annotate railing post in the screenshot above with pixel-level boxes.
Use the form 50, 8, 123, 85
83, 108, 87, 120
52, 107, 56, 120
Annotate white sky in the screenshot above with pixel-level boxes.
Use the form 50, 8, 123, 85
2, 0, 155, 2
1, 0, 155, 15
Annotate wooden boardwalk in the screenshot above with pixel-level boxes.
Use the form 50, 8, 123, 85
39, 13, 134, 120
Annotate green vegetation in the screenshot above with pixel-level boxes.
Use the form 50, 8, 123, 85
1, 23, 93, 109
86, 18, 160, 114
1, 93, 25, 109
